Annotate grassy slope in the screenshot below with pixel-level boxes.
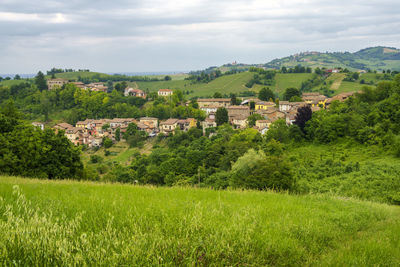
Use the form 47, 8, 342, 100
137, 71, 256, 97
273, 73, 313, 95
0, 176, 399, 265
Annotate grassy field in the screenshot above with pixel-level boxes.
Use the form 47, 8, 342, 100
337, 81, 370, 93
137, 71, 256, 97
0, 176, 399, 265
0, 79, 31, 87
272, 73, 313, 94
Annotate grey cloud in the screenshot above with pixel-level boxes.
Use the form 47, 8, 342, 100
0, 0, 399, 73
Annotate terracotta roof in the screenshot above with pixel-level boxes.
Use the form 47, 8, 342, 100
228, 105, 250, 110
256, 101, 276, 105
158, 89, 173, 92
140, 117, 158, 120
197, 98, 231, 102
55, 122, 73, 129
160, 118, 179, 125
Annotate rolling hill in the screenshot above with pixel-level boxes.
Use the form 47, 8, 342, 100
264, 46, 400, 71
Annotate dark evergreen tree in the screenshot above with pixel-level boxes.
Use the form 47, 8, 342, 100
216, 107, 228, 126
35, 71, 47, 91
293, 105, 312, 133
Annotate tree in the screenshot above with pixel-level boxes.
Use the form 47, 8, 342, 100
35, 71, 47, 91
103, 137, 113, 148
102, 123, 110, 131
247, 114, 264, 127
213, 92, 223, 98
258, 87, 274, 101
230, 93, 238, 105
293, 105, 312, 133
283, 87, 301, 101
164, 75, 172, 81
216, 107, 228, 126
229, 149, 294, 190
115, 127, 121, 141
14, 74, 21, 80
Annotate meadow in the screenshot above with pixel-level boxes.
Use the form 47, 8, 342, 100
0, 176, 399, 266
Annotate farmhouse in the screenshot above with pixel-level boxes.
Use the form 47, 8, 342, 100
125, 88, 146, 98
158, 89, 173, 96
200, 106, 219, 114
47, 78, 69, 90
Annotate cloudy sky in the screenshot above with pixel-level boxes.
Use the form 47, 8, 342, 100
1, 0, 400, 73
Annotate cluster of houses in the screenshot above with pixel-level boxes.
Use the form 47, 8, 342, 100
42, 78, 355, 147
49, 116, 200, 148
197, 91, 355, 134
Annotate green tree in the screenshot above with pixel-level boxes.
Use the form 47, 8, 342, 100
164, 75, 172, 81
229, 149, 294, 190
35, 71, 47, 91
103, 137, 113, 148
283, 88, 301, 101
258, 87, 274, 101
216, 107, 228, 126
213, 92, 223, 98
115, 127, 121, 141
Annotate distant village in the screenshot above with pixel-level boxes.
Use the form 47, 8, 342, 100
34, 78, 355, 148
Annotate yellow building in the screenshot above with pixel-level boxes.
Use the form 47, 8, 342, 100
255, 101, 276, 110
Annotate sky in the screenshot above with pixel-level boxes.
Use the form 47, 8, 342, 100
1, 0, 400, 73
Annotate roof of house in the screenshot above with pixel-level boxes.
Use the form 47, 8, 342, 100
197, 98, 231, 102
279, 101, 290, 105
54, 122, 73, 129
228, 105, 250, 110
160, 118, 179, 125
158, 89, 173, 92
140, 117, 158, 120
256, 101, 276, 106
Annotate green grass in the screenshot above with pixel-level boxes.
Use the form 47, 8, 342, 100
0, 176, 399, 265
289, 143, 400, 204
137, 71, 256, 97
272, 73, 314, 95
0, 79, 31, 86
337, 81, 371, 93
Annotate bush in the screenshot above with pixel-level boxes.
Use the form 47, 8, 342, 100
90, 155, 103, 164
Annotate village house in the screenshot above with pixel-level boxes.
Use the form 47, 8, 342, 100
255, 101, 276, 110
201, 118, 217, 135
278, 101, 291, 112
159, 118, 179, 134
124, 88, 147, 98
65, 127, 84, 145
255, 119, 272, 134
326, 92, 355, 107
47, 78, 69, 90
200, 106, 219, 114
232, 115, 248, 129
32, 122, 44, 130
72, 81, 87, 89
177, 118, 197, 131
302, 92, 327, 108
54, 122, 74, 132
158, 89, 173, 97
197, 98, 231, 109
227, 105, 250, 121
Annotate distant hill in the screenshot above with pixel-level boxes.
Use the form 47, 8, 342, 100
264, 46, 400, 71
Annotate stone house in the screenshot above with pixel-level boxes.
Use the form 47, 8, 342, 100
158, 89, 173, 96
47, 78, 69, 90
159, 118, 179, 134
197, 98, 231, 108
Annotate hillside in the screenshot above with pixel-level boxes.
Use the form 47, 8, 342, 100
265, 46, 400, 71
1, 176, 399, 265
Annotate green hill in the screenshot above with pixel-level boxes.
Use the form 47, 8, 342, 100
1, 176, 399, 265
265, 46, 400, 71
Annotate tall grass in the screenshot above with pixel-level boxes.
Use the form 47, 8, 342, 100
0, 176, 399, 265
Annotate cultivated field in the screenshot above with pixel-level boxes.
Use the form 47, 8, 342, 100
0, 176, 399, 266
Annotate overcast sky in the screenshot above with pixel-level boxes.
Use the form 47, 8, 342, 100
1, 0, 400, 73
